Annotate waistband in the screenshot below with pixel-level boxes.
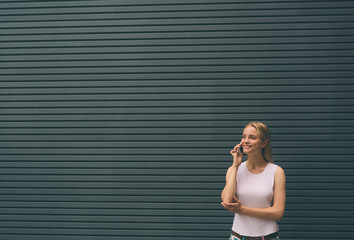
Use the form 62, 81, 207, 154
231, 231, 278, 240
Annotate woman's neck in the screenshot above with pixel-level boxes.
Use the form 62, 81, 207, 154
246, 153, 267, 169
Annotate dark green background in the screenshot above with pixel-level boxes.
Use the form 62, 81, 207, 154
0, 1, 354, 239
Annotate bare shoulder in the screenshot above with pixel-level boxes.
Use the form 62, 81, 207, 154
274, 165, 286, 186
275, 165, 285, 176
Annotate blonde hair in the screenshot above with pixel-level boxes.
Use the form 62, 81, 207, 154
244, 121, 274, 163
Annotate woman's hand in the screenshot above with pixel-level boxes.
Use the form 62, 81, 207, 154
221, 196, 243, 214
230, 143, 243, 168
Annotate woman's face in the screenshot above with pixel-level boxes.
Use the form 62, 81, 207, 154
241, 126, 266, 154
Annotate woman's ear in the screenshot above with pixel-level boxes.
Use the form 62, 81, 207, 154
261, 139, 268, 148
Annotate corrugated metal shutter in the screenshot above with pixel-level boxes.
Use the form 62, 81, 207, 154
1, 1, 354, 239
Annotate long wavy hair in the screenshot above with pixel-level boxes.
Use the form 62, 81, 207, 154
244, 121, 274, 163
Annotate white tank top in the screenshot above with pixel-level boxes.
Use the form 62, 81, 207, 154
231, 161, 279, 236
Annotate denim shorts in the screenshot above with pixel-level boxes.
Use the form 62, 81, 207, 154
229, 233, 279, 240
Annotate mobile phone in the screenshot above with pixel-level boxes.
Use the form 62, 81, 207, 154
239, 145, 243, 154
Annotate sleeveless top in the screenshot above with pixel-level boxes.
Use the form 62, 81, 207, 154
231, 161, 279, 237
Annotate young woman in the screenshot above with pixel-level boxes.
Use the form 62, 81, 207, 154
221, 121, 286, 240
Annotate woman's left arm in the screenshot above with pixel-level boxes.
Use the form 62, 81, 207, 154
222, 166, 286, 221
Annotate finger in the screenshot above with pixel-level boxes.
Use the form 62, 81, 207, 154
221, 202, 231, 209
221, 202, 236, 209
234, 143, 242, 151
233, 196, 240, 203
225, 203, 239, 207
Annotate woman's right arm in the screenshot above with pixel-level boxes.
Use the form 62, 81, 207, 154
221, 143, 243, 203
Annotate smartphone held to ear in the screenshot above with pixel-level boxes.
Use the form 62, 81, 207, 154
239, 145, 243, 154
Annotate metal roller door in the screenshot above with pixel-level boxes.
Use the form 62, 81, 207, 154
0, 1, 353, 239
